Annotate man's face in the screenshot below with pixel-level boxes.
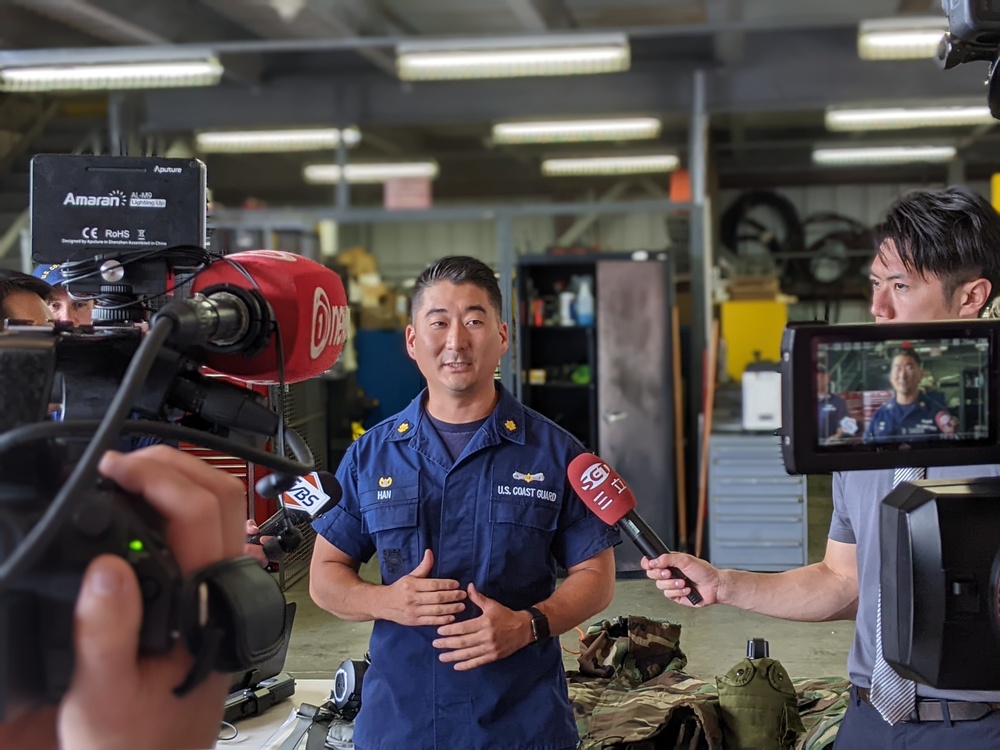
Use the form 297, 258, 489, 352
869, 240, 966, 323
406, 280, 508, 401
890, 354, 922, 400
817, 371, 830, 395
3, 290, 54, 326
48, 287, 94, 326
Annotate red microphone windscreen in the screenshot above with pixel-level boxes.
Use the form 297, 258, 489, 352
567, 453, 637, 526
193, 250, 349, 384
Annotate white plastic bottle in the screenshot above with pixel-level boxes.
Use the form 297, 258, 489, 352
575, 277, 594, 326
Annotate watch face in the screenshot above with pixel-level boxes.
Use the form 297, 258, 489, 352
530, 609, 549, 640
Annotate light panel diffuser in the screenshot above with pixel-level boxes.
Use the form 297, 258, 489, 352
826, 106, 994, 131
0, 48, 223, 92
303, 162, 439, 184
812, 145, 956, 166
542, 154, 679, 176
857, 17, 947, 61
493, 117, 661, 144
197, 127, 362, 153
397, 34, 629, 81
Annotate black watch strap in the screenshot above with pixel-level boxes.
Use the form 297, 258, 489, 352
527, 606, 550, 641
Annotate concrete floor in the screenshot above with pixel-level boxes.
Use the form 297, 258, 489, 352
280, 475, 853, 685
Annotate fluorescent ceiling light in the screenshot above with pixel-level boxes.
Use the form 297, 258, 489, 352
493, 117, 661, 144
542, 154, 679, 176
396, 33, 629, 81
858, 17, 947, 60
197, 127, 362, 153
303, 162, 439, 184
826, 106, 994, 130
812, 145, 956, 166
0, 48, 222, 92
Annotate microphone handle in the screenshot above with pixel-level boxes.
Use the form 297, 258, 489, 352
619, 512, 703, 606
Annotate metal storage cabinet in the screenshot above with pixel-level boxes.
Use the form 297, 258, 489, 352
708, 434, 807, 571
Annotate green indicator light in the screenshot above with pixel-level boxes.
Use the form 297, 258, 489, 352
129, 539, 144, 552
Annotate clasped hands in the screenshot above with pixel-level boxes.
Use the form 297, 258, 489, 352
382, 549, 532, 670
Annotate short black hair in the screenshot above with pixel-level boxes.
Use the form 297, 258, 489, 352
890, 347, 921, 367
0, 270, 51, 321
874, 187, 1000, 313
411, 256, 502, 320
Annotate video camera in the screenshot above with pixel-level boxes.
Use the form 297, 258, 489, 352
780, 319, 1000, 690
0, 153, 336, 720
939, 0, 1000, 117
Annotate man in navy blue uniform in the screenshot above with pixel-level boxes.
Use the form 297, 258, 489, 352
863, 348, 956, 443
310, 256, 618, 750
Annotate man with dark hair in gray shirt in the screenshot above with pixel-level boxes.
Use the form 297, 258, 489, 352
642, 187, 1000, 748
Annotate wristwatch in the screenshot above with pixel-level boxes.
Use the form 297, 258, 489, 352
526, 606, 550, 641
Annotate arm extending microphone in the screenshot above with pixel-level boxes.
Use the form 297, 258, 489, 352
567, 454, 702, 605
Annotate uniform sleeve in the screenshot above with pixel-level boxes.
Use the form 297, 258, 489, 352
311, 444, 376, 563
827, 471, 856, 545
551, 441, 621, 568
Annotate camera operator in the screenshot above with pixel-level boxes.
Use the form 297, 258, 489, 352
643, 187, 1000, 747
0, 445, 248, 750
0, 270, 54, 326
32, 264, 95, 327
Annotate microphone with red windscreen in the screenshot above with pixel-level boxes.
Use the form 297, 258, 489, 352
158, 250, 349, 384
568, 453, 702, 605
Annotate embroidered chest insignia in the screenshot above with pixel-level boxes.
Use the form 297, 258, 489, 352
504, 419, 517, 432
379, 476, 392, 488
397, 421, 411, 434
513, 471, 545, 483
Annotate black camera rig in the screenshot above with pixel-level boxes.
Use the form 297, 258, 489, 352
940, 0, 1000, 117
0, 304, 306, 719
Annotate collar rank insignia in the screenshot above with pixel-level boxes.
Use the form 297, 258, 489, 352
513, 471, 545, 483
504, 419, 517, 432
397, 421, 411, 434
379, 476, 392, 488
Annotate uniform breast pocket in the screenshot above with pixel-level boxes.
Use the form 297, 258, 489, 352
360, 473, 421, 583
488, 467, 561, 604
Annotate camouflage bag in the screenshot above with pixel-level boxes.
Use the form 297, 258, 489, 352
715, 641, 804, 750
791, 677, 851, 750
568, 615, 725, 750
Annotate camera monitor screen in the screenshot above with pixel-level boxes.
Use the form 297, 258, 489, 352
781, 320, 1000, 474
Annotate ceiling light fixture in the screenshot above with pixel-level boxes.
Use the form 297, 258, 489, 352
396, 33, 630, 81
196, 127, 362, 153
826, 106, 994, 130
812, 145, 956, 166
857, 17, 947, 61
493, 117, 661, 144
0, 48, 223, 92
541, 154, 679, 176
303, 162, 440, 184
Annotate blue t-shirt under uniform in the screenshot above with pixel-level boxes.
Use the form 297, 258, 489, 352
313, 383, 620, 750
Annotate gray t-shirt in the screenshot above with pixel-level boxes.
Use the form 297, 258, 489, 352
830, 465, 1000, 701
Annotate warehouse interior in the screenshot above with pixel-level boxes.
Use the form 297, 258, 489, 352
2, 1, 999, 747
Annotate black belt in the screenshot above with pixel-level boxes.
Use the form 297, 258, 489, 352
854, 686, 1000, 722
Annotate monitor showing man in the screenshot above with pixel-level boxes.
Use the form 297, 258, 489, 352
864, 348, 957, 443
